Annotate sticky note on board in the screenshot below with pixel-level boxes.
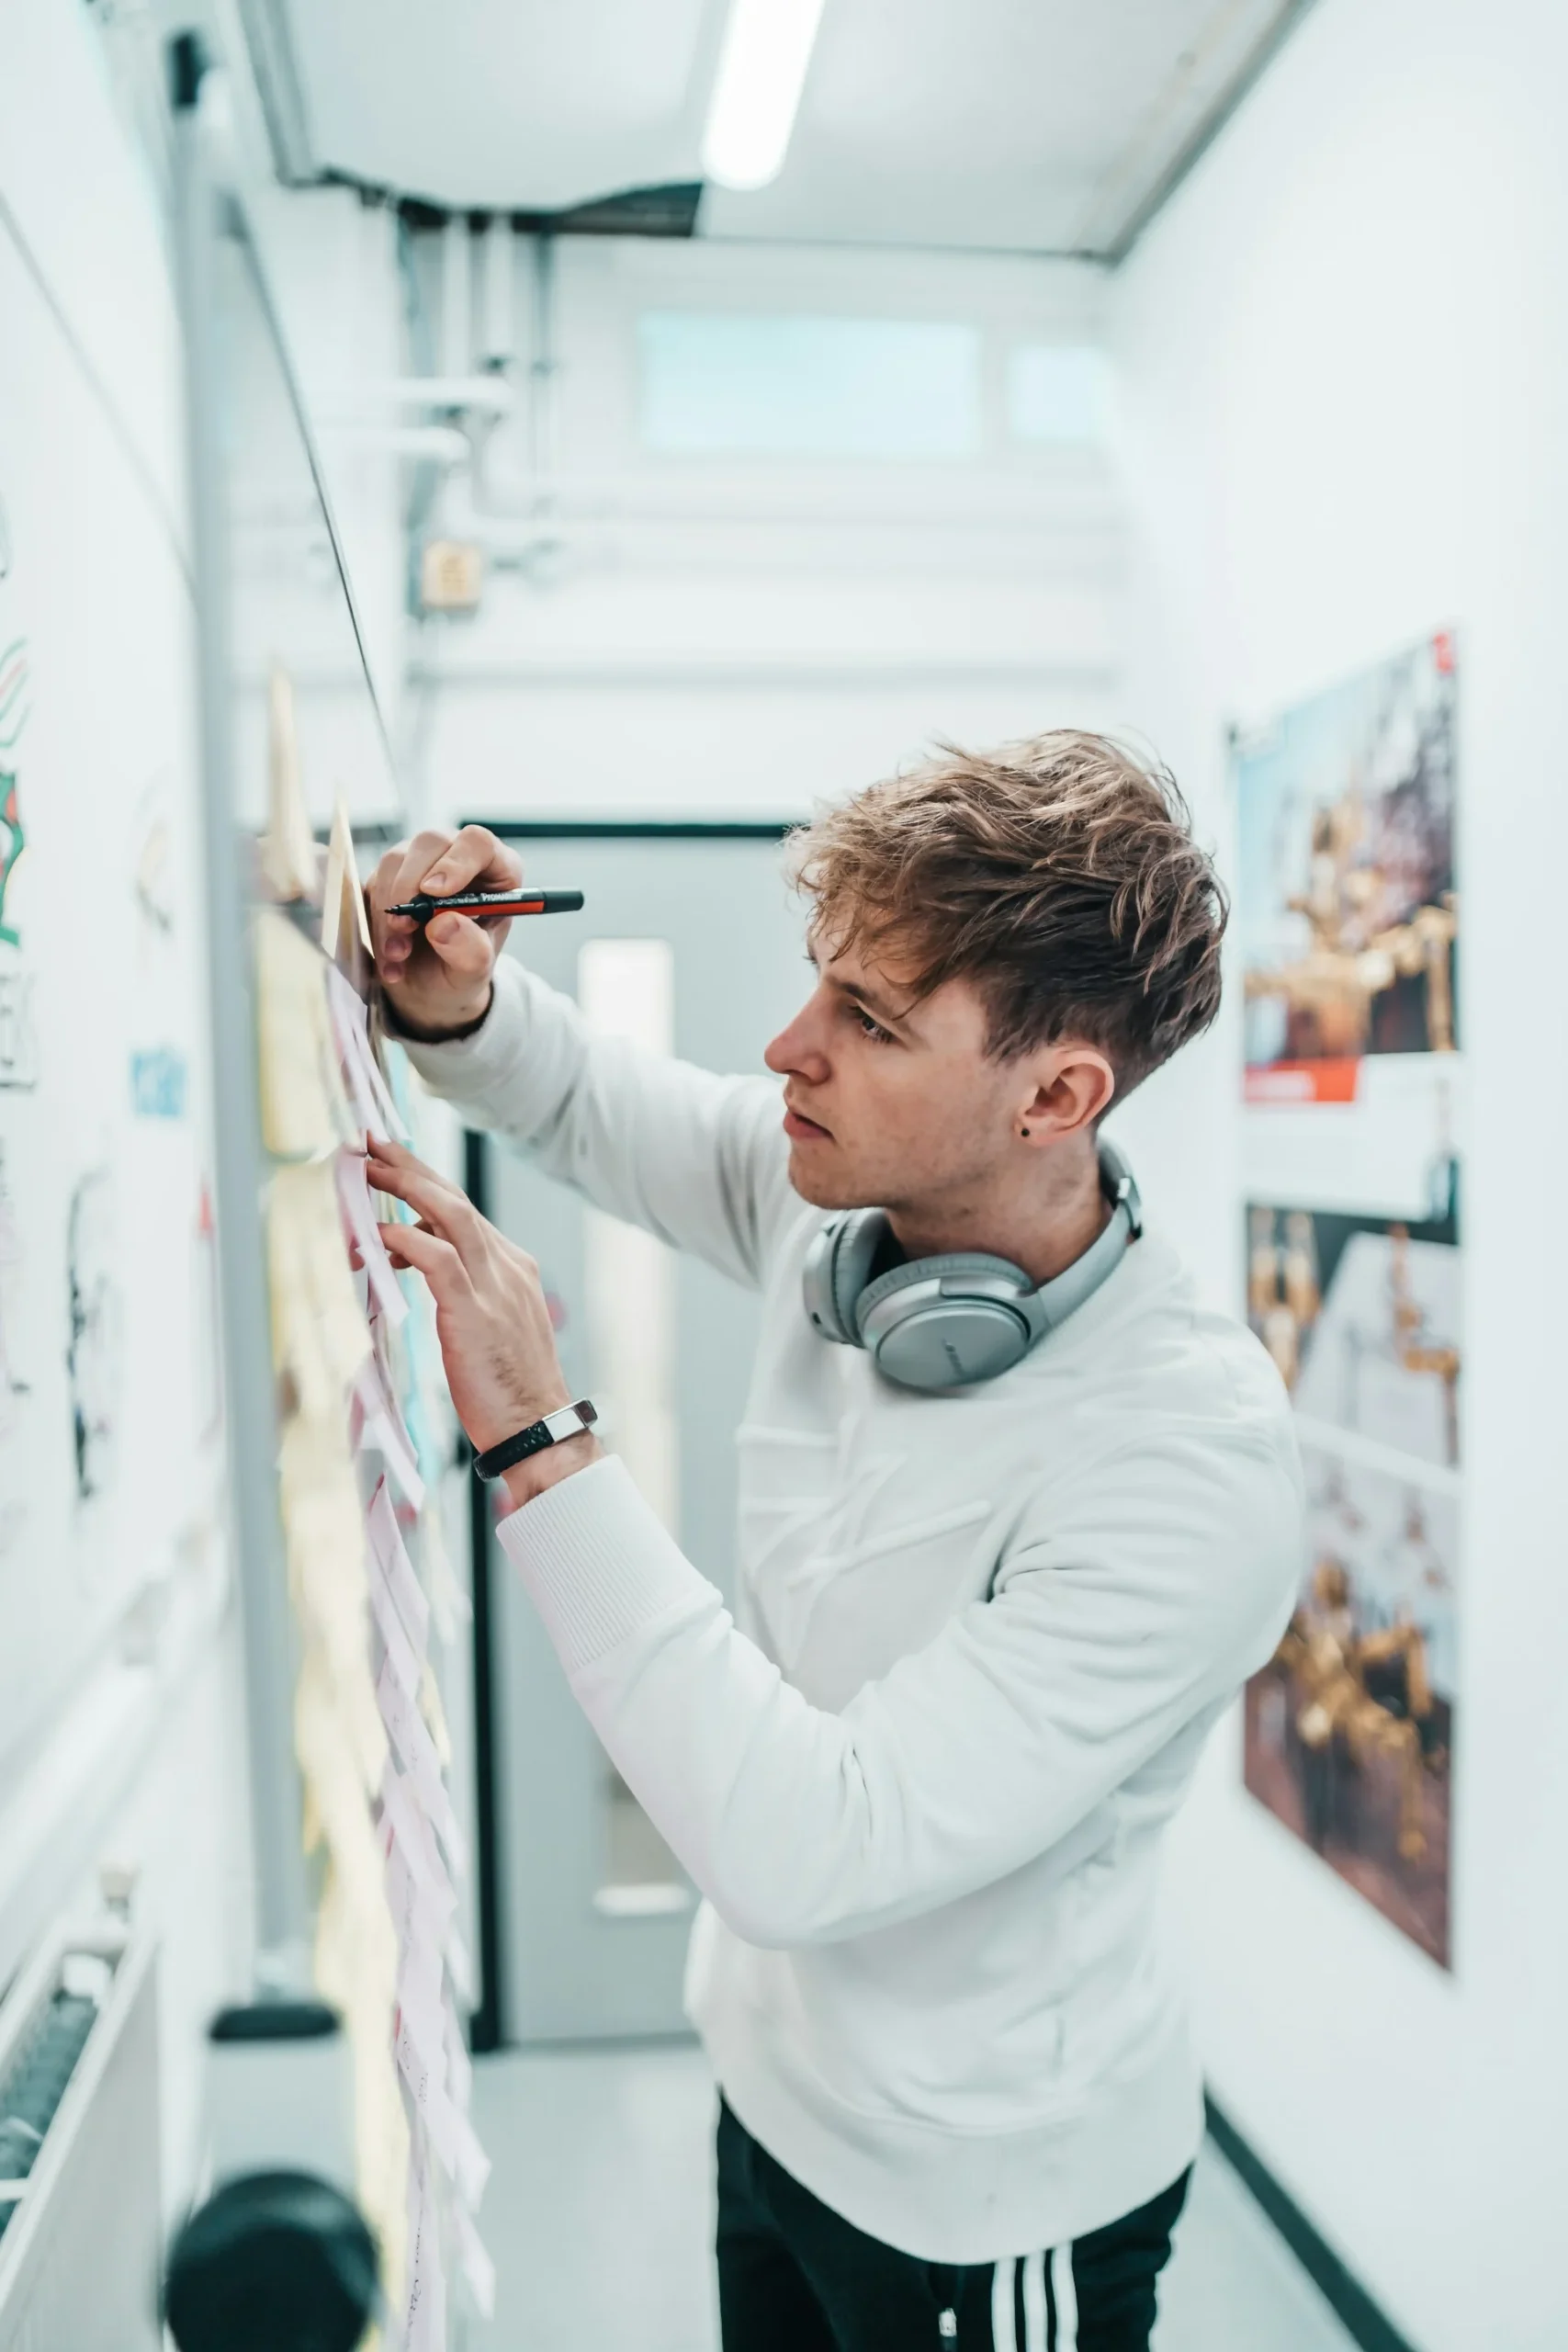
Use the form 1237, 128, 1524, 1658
327, 964, 412, 1144
255, 908, 354, 1159
321, 797, 374, 971
335, 1148, 409, 1328
367, 1476, 431, 1653
401, 2129, 447, 2352
376, 1655, 468, 1878
268, 1161, 373, 1409
260, 665, 320, 902
352, 1355, 424, 1508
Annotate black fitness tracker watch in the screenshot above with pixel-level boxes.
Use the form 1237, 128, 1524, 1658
472, 1399, 598, 1482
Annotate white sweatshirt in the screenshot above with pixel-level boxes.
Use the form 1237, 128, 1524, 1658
406, 959, 1303, 2264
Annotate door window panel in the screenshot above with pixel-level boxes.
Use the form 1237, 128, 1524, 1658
577, 938, 688, 1914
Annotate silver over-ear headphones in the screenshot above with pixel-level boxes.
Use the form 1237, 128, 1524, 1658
801, 1139, 1143, 1392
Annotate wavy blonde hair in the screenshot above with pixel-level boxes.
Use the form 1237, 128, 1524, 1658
790, 730, 1227, 1094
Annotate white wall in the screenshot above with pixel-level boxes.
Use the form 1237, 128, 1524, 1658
1111, 4, 1568, 2344
413, 236, 1123, 822
0, 0, 254, 2220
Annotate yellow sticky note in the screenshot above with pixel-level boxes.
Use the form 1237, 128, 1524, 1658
261, 666, 321, 902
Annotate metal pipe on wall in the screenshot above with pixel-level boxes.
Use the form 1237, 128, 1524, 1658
440, 211, 471, 380
479, 213, 515, 371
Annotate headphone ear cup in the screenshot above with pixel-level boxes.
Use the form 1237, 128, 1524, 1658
857, 1252, 1036, 1389
803, 1211, 889, 1347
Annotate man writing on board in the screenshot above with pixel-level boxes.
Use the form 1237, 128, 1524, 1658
367, 732, 1301, 2352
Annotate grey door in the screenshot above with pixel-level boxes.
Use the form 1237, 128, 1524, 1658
480, 831, 807, 2042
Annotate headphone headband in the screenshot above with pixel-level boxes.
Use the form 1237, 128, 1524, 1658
802, 1141, 1141, 1392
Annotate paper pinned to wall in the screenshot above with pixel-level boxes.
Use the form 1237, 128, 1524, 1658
377, 1654, 468, 1877
326, 962, 411, 1144
256, 908, 355, 1159
321, 797, 373, 969
367, 1475, 431, 1653
268, 1160, 372, 1415
352, 1353, 424, 1507
335, 1147, 408, 1328
401, 2133, 446, 2352
260, 665, 320, 902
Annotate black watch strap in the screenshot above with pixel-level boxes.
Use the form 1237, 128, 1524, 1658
472, 1399, 598, 1481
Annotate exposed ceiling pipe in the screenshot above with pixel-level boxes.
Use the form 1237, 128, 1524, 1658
364, 215, 516, 423
432, 469, 1111, 552
362, 376, 515, 414
527, 232, 558, 492
451, 230, 558, 526
319, 422, 471, 466
478, 215, 515, 372
439, 212, 471, 379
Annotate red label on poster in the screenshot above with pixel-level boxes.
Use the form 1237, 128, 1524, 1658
1244, 1057, 1362, 1105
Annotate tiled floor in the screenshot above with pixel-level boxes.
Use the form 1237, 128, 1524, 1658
465, 2044, 1359, 2351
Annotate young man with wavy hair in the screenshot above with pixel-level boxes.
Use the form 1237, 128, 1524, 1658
368, 733, 1302, 2352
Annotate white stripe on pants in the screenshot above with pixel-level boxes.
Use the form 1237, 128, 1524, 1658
1021, 2250, 1047, 2350
992, 2241, 1077, 2350
1051, 2244, 1079, 2350
991, 2256, 1017, 2352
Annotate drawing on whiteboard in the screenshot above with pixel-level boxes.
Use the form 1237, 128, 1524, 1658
130, 1046, 189, 1118
0, 639, 28, 750
0, 970, 39, 1091
0, 766, 24, 949
132, 782, 175, 941
129, 776, 189, 1115
67, 1166, 122, 1500
0, 1141, 33, 1567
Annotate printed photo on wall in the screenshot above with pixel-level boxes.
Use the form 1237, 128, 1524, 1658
1245, 1445, 1456, 1968
1236, 630, 1458, 1107
1246, 1194, 1461, 1469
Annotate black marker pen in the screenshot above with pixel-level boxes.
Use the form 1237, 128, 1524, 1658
389, 888, 585, 923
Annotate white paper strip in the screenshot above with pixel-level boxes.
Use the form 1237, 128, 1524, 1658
385, 1807, 458, 1944
396, 1968, 448, 2098
353, 1359, 425, 1509
444, 2001, 473, 2112
325, 969, 380, 1140
326, 965, 413, 1145
425, 2076, 491, 2211
402, 2132, 446, 2352
378, 1657, 469, 1876
380, 1763, 457, 1911
367, 1476, 432, 1649
336, 1149, 409, 1327
370, 1563, 423, 1702
453, 2197, 496, 2320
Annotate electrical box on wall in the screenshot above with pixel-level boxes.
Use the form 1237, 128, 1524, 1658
421, 539, 484, 614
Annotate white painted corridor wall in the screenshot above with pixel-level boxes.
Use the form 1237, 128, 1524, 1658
1110, 3, 1568, 2344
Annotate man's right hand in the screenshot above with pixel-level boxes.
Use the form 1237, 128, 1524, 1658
367, 824, 524, 1041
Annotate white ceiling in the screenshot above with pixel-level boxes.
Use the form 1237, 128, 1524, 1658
276, 0, 1309, 257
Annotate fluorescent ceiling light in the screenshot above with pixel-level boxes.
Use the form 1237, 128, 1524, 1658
702, 0, 828, 192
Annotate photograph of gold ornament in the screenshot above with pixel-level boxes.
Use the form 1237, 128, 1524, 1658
1246, 1450, 1456, 1968
1237, 631, 1459, 1080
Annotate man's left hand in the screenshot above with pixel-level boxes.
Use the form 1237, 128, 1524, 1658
370, 1138, 600, 1509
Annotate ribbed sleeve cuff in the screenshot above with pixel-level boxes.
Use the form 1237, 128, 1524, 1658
399, 957, 530, 1098
496, 1455, 705, 1677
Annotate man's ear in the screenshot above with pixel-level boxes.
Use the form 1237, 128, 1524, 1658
1015, 1044, 1116, 1144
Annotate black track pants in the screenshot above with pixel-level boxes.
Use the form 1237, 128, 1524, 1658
716, 2098, 1190, 2352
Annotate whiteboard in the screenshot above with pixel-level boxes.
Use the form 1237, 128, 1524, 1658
0, 217, 216, 1787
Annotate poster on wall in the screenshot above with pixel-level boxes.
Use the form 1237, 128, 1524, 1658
1243, 1196, 1459, 1966
1235, 630, 1460, 1220
1235, 635, 1462, 1971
